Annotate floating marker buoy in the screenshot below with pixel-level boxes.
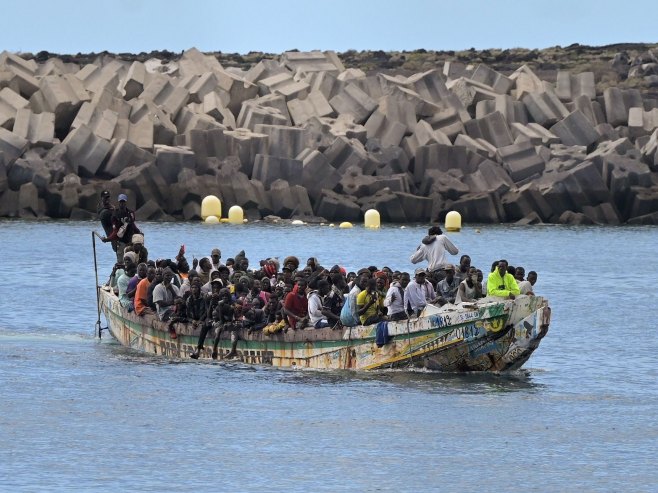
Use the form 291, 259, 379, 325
339, 222, 353, 229
291, 219, 305, 225
329, 224, 335, 227
204, 215, 220, 224
364, 209, 381, 229
228, 205, 244, 224
475, 229, 481, 234
445, 211, 462, 232
201, 195, 221, 220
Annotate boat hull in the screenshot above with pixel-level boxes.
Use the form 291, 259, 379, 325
99, 288, 550, 372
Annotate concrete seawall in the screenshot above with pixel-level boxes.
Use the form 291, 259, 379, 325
1, 46, 657, 225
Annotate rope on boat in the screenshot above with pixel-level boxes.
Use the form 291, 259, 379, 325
92, 231, 107, 339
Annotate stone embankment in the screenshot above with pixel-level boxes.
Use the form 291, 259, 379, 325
1, 46, 658, 224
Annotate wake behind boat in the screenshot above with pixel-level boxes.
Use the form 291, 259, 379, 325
99, 287, 550, 371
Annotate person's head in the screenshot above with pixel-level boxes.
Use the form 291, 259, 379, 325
191, 277, 202, 288
239, 276, 251, 289
497, 260, 509, 277
515, 266, 525, 281
459, 255, 471, 271
527, 271, 537, 286
467, 266, 478, 283
307, 257, 318, 270
101, 190, 111, 206
211, 280, 222, 295
366, 277, 377, 293
282, 266, 293, 281
443, 264, 455, 281
125, 263, 137, 276
375, 276, 386, 291
210, 270, 221, 282
261, 277, 271, 292
251, 279, 261, 293
226, 258, 235, 268
123, 252, 137, 270
118, 193, 128, 209
507, 265, 516, 276
317, 279, 330, 296
428, 225, 442, 236
137, 262, 147, 279
331, 272, 346, 289
154, 268, 163, 284
347, 272, 356, 284
356, 273, 369, 290
131, 234, 144, 253
296, 278, 308, 293
191, 283, 201, 297
400, 272, 411, 288
415, 268, 427, 284
163, 268, 174, 285
211, 248, 221, 264
491, 260, 499, 273
177, 257, 189, 274
219, 288, 231, 302
476, 269, 483, 283
187, 269, 199, 283
218, 266, 230, 281
199, 257, 212, 272
146, 266, 156, 282
238, 257, 249, 271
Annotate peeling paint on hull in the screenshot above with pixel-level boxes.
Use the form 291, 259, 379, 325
99, 288, 550, 372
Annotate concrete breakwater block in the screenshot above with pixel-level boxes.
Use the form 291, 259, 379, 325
1, 49, 658, 224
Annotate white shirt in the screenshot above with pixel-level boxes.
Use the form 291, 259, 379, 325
153, 282, 180, 321
518, 280, 534, 294
410, 234, 459, 271
404, 281, 436, 312
384, 282, 406, 316
307, 291, 325, 324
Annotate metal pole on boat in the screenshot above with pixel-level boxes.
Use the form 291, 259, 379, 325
92, 231, 103, 339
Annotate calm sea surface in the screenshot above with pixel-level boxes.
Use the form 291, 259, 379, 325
1, 220, 657, 492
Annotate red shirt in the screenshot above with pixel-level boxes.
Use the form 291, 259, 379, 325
284, 292, 308, 329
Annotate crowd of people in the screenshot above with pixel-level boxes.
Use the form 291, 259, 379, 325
98, 192, 538, 360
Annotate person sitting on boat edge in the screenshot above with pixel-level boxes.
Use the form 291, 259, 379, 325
117, 258, 137, 311
125, 262, 147, 310
147, 268, 163, 311
517, 270, 537, 295
487, 260, 520, 300
307, 279, 331, 329
454, 255, 471, 284
135, 266, 156, 316
153, 267, 183, 338
356, 277, 386, 325
410, 225, 459, 274
436, 264, 460, 305
283, 278, 309, 330
404, 268, 440, 317
384, 272, 410, 321
455, 266, 484, 304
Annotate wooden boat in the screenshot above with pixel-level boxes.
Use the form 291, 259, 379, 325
98, 287, 550, 371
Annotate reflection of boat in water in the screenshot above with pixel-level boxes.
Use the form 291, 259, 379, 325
99, 287, 550, 372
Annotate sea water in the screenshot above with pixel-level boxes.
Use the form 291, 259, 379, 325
0, 220, 656, 492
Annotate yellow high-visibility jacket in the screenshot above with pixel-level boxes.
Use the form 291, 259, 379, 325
487, 270, 520, 297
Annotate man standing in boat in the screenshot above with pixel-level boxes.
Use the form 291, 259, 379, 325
102, 193, 141, 263
97, 190, 117, 258
410, 226, 459, 274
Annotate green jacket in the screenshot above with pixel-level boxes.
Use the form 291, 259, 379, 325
487, 270, 520, 297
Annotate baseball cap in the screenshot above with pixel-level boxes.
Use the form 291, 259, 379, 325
118, 193, 128, 202
414, 268, 427, 275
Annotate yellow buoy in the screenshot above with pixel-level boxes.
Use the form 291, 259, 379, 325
445, 211, 462, 232
201, 195, 221, 220
204, 215, 220, 224
364, 209, 381, 229
228, 205, 244, 224
339, 221, 353, 229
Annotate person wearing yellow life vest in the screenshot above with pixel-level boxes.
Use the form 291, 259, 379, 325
487, 260, 520, 299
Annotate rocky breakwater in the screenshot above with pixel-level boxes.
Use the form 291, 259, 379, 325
1, 47, 658, 225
